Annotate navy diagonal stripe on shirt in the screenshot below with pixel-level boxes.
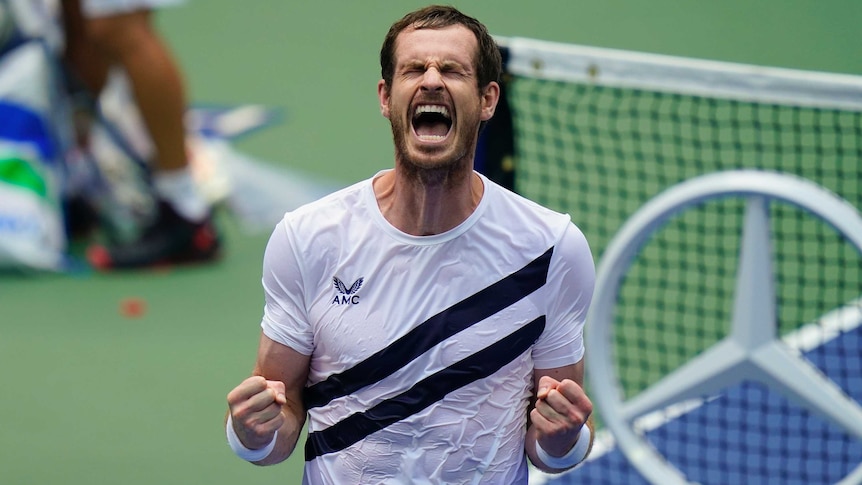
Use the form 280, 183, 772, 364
303, 247, 554, 409
304, 316, 546, 460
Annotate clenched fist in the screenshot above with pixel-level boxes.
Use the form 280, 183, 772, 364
530, 375, 592, 457
227, 376, 288, 450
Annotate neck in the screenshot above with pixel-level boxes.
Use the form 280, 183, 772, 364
374, 166, 483, 236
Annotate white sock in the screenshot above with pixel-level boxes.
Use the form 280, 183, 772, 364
153, 168, 210, 222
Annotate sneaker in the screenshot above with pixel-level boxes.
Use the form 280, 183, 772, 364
86, 200, 221, 270
64, 196, 100, 240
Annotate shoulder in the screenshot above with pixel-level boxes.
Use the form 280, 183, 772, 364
276, 177, 373, 242
262, 177, 371, 262
481, 174, 576, 243
479, 176, 594, 277
286, 177, 369, 220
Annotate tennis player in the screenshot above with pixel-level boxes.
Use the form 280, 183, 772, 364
62, 0, 220, 268
225, 5, 596, 483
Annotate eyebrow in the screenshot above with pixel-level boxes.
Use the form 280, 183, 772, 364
400, 59, 469, 72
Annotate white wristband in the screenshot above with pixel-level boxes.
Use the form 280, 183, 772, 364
535, 424, 591, 469
226, 415, 278, 462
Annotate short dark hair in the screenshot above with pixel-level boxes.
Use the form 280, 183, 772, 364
379, 5, 502, 91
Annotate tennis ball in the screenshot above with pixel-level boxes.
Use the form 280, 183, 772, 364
120, 297, 147, 318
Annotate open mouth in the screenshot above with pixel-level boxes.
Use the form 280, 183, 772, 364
412, 105, 452, 141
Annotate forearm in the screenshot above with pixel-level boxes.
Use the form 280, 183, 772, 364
526, 416, 594, 473
252, 403, 306, 466
225, 335, 312, 466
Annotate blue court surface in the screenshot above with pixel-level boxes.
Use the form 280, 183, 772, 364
540, 325, 862, 485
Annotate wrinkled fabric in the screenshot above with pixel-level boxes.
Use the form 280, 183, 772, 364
261, 170, 595, 484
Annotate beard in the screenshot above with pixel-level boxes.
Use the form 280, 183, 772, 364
389, 112, 477, 188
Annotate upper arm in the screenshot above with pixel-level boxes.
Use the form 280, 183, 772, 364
533, 222, 595, 369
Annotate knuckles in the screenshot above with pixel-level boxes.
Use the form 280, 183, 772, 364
537, 387, 593, 428
227, 376, 268, 404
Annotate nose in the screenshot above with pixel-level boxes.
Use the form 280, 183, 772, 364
420, 67, 444, 92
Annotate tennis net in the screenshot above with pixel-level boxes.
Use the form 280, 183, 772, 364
489, 38, 862, 485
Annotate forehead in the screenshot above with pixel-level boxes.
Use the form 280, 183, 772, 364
394, 24, 477, 66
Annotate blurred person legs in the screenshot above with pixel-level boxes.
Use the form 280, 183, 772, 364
61, 0, 220, 269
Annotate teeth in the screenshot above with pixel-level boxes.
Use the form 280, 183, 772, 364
415, 105, 450, 118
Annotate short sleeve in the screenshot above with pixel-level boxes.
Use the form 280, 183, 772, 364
260, 219, 315, 355
532, 222, 596, 369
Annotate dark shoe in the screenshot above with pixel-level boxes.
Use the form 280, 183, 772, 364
64, 196, 100, 240
86, 201, 221, 270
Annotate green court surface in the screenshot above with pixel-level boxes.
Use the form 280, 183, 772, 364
1, 2, 860, 484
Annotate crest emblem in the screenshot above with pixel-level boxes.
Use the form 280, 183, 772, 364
333, 277, 363, 294
332, 277, 364, 304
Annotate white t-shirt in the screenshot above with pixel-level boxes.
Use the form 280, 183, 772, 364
261, 171, 595, 484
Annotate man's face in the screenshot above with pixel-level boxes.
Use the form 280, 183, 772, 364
378, 25, 499, 173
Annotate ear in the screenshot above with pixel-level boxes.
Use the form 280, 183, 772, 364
479, 81, 500, 121
377, 79, 391, 118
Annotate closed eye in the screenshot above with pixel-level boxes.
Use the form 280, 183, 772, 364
398, 61, 470, 79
